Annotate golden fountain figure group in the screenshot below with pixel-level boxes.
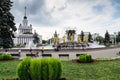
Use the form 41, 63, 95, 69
53, 30, 89, 48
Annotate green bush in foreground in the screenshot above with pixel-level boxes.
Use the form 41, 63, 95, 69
0, 54, 12, 60
41, 58, 49, 80
30, 59, 41, 80
16, 57, 31, 80
79, 54, 92, 62
17, 57, 62, 80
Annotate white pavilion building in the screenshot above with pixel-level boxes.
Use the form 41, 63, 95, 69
14, 7, 42, 45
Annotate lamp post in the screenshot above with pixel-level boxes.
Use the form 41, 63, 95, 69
114, 32, 117, 46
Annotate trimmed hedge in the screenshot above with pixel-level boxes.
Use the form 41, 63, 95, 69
30, 59, 42, 80
0, 54, 12, 60
16, 57, 62, 80
79, 54, 92, 62
16, 57, 31, 80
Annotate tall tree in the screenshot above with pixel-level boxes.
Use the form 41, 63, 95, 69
88, 32, 93, 42
118, 31, 120, 37
116, 31, 120, 43
0, 0, 17, 48
33, 31, 40, 44
104, 30, 110, 45
80, 30, 84, 42
95, 36, 104, 44
42, 40, 47, 44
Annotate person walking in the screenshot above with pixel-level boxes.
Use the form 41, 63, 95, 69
5, 49, 9, 54
29, 47, 32, 54
41, 47, 44, 54
35, 51, 39, 57
18, 49, 21, 57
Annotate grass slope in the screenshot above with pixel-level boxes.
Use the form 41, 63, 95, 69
0, 60, 120, 80
62, 60, 120, 80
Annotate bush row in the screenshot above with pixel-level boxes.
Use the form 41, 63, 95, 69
79, 54, 92, 62
17, 57, 62, 80
0, 54, 12, 60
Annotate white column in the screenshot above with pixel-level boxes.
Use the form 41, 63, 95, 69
27, 37, 28, 43
24, 38, 26, 43
18, 37, 20, 44
24, 37, 26, 44
23, 37, 24, 44
22, 37, 23, 44
26, 38, 27, 43
24, 37, 25, 44
28, 37, 30, 42
17, 37, 19, 44
20, 37, 21, 44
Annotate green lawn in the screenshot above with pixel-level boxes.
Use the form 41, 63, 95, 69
0, 60, 120, 80
0, 60, 19, 79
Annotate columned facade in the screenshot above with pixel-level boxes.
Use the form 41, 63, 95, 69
14, 7, 42, 45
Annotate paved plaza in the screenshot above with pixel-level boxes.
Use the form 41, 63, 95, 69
0, 47, 120, 60
17, 47, 120, 60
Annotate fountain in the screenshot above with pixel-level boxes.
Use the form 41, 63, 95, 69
39, 45, 54, 50
15, 29, 106, 50
52, 29, 106, 50
87, 42, 105, 48
24, 41, 54, 50
25, 41, 37, 49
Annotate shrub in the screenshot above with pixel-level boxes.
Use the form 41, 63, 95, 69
30, 59, 42, 80
54, 58, 62, 80
16, 58, 62, 80
79, 54, 86, 62
47, 58, 62, 80
41, 58, 49, 80
79, 54, 92, 62
0, 54, 12, 60
16, 57, 31, 80
87, 55, 92, 62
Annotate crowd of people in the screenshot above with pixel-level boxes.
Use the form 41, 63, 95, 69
3, 47, 45, 57
18, 47, 45, 57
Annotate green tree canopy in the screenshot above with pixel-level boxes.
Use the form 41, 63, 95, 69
33, 32, 40, 44
0, 0, 17, 48
88, 32, 93, 42
80, 30, 84, 42
116, 31, 120, 43
104, 30, 110, 45
95, 36, 104, 44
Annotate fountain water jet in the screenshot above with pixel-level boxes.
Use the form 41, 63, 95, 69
25, 41, 37, 49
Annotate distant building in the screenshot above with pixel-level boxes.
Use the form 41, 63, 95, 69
84, 32, 89, 36
110, 34, 115, 44
92, 33, 99, 41
14, 7, 42, 45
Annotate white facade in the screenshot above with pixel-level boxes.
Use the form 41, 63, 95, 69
16, 34, 34, 45
84, 32, 89, 37
38, 35, 42, 44
92, 33, 99, 40
14, 7, 42, 45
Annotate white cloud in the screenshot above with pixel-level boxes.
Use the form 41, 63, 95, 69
11, 0, 120, 39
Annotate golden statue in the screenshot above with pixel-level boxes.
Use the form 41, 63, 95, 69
62, 35, 66, 42
78, 35, 81, 43
84, 36, 88, 43
70, 35, 74, 42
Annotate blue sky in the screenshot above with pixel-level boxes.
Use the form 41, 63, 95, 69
11, 0, 120, 39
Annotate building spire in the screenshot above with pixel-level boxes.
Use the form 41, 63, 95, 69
24, 6, 27, 19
